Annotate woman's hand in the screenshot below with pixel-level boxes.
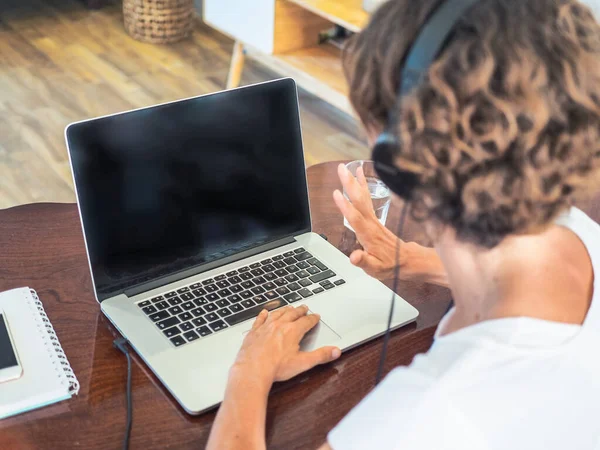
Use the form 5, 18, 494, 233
231, 305, 341, 388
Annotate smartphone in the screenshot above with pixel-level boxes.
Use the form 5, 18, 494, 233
0, 312, 22, 383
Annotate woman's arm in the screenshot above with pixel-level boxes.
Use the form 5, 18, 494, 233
334, 164, 449, 288
206, 306, 341, 450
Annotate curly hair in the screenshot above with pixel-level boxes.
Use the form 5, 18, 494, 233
343, 0, 600, 247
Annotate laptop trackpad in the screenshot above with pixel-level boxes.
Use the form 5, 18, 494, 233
241, 312, 341, 352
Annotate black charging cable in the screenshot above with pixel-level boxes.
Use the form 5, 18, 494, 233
375, 201, 410, 384
113, 338, 133, 450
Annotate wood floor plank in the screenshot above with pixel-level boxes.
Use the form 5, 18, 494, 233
0, 0, 368, 209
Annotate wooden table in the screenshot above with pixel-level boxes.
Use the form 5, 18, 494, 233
0, 161, 460, 449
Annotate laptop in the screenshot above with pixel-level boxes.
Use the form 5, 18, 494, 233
65, 78, 419, 414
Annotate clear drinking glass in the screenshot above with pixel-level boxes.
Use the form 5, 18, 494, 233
343, 160, 391, 232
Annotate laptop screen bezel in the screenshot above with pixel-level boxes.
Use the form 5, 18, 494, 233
65, 78, 312, 302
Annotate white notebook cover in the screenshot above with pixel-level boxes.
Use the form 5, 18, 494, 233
0, 287, 79, 420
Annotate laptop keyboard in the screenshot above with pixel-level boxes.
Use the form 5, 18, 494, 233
136, 248, 346, 347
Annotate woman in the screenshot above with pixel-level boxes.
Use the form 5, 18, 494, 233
207, 0, 600, 448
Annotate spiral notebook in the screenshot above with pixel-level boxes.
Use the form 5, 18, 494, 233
0, 287, 79, 420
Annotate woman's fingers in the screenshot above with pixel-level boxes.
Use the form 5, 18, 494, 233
350, 249, 387, 277
338, 164, 374, 218
293, 313, 321, 337
252, 309, 268, 330
280, 304, 309, 322
333, 190, 365, 234
292, 346, 342, 375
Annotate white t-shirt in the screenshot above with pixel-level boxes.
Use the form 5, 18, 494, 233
329, 207, 600, 450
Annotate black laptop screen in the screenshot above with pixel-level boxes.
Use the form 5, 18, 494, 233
67, 79, 310, 301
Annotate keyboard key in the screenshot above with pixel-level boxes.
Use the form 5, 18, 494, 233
179, 312, 193, 322
218, 289, 232, 298
275, 269, 288, 277
262, 264, 275, 272
240, 290, 253, 299
155, 301, 169, 310
226, 270, 238, 276
138, 300, 151, 308
273, 261, 286, 269
309, 270, 336, 284
182, 301, 195, 311
205, 284, 218, 293
253, 295, 268, 304
299, 279, 312, 287
265, 291, 278, 300
294, 252, 313, 261
150, 296, 164, 303
209, 320, 228, 332
263, 282, 277, 290
177, 287, 190, 294
288, 282, 302, 291
320, 280, 333, 287
206, 312, 219, 322
230, 303, 243, 313
168, 297, 182, 306
274, 278, 287, 286
228, 294, 242, 303
251, 286, 265, 294
229, 275, 242, 284
308, 258, 328, 271
190, 283, 203, 289
298, 288, 313, 298
294, 248, 306, 254
170, 336, 186, 347
284, 292, 302, 303
184, 330, 200, 342
192, 317, 207, 327
285, 274, 299, 282
196, 326, 212, 336
216, 299, 230, 308
142, 305, 157, 315
297, 270, 310, 278
273, 255, 283, 261
264, 272, 276, 281
218, 308, 232, 317
261, 258, 272, 265
240, 272, 253, 281
192, 288, 207, 297
253, 276, 266, 284
312, 287, 324, 294
286, 265, 300, 273
194, 297, 208, 306
149, 310, 170, 322
215, 274, 226, 281
276, 287, 290, 295
324, 283, 335, 290
180, 321, 194, 332
239, 267, 250, 273
251, 268, 265, 276
168, 306, 183, 315
224, 299, 287, 326
241, 299, 256, 309
164, 291, 178, 298
283, 251, 295, 257
191, 307, 205, 317
307, 266, 320, 275
202, 278, 215, 285
163, 326, 181, 338
230, 284, 243, 293
250, 263, 261, 269
206, 293, 219, 302
283, 257, 297, 265
180, 292, 194, 301
334, 279, 346, 286
241, 280, 254, 289
217, 280, 230, 288
156, 316, 180, 329
296, 261, 310, 269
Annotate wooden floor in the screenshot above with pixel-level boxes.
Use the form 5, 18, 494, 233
0, 0, 368, 209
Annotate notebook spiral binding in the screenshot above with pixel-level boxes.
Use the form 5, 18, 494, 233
29, 289, 80, 396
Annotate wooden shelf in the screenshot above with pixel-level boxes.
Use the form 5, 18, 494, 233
246, 44, 354, 116
286, 0, 369, 33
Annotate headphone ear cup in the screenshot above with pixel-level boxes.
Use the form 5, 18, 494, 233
372, 132, 420, 200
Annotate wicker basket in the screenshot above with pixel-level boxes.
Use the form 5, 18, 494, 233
123, 0, 194, 44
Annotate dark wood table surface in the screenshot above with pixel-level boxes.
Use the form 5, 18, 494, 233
3, 160, 596, 449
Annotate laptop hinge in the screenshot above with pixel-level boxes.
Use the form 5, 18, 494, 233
123, 236, 297, 299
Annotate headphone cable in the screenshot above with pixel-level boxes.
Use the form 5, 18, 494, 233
375, 201, 410, 384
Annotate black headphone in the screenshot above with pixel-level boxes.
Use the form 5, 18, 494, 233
372, 0, 481, 200
373, 0, 481, 384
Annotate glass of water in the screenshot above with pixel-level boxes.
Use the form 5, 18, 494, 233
343, 160, 391, 232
